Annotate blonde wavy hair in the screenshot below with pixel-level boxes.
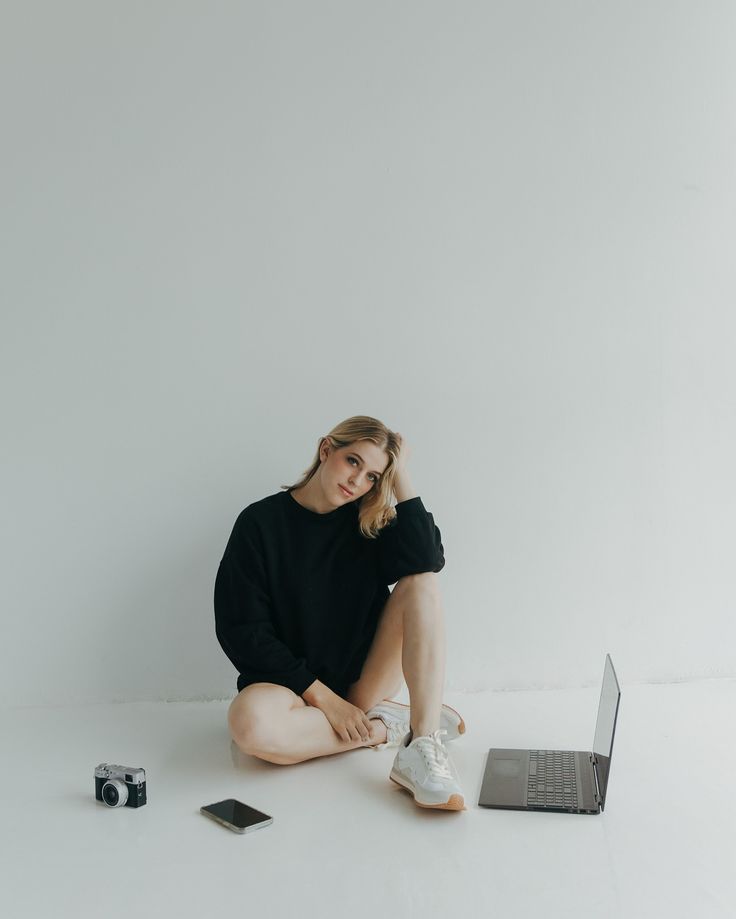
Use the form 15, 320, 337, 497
281, 415, 402, 539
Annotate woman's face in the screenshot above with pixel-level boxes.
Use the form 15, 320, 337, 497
320, 438, 390, 504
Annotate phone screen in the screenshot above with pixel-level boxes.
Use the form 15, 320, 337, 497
201, 798, 272, 831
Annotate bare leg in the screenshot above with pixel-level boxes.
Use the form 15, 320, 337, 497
345, 584, 406, 712
399, 573, 445, 738
229, 683, 388, 765
348, 572, 445, 739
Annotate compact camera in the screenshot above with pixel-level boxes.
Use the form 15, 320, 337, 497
94, 763, 147, 808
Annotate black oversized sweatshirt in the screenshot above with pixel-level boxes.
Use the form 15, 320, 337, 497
214, 489, 445, 698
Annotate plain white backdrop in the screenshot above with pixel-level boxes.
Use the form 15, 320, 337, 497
2, 1, 735, 706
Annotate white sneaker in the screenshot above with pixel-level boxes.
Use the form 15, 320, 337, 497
366, 700, 466, 750
389, 729, 465, 810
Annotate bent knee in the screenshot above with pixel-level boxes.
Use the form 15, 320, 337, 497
228, 685, 302, 764
229, 710, 268, 754
230, 719, 297, 765
394, 571, 442, 603
229, 703, 283, 756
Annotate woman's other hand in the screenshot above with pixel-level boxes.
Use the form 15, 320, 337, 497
316, 693, 374, 743
302, 680, 371, 743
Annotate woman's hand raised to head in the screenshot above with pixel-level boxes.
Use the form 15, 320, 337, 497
392, 432, 417, 503
394, 432, 411, 477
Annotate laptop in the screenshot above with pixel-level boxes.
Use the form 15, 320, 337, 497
478, 654, 621, 814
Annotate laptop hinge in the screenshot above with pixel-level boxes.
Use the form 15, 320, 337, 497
589, 753, 602, 805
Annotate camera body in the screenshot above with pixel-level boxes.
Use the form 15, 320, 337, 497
94, 763, 147, 808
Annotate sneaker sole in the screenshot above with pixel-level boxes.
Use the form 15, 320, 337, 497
389, 771, 466, 811
380, 700, 466, 738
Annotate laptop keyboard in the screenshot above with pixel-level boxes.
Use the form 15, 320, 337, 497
527, 750, 578, 809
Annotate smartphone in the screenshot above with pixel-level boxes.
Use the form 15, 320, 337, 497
200, 798, 273, 834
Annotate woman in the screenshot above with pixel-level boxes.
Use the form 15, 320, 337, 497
214, 415, 466, 811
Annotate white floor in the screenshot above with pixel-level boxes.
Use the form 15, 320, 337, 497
2, 679, 735, 919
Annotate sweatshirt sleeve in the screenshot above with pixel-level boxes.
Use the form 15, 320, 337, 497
214, 515, 317, 696
376, 496, 446, 586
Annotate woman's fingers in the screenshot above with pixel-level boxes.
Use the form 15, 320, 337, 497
333, 702, 375, 743
344, 719, 359, 743
349, 716, 369, 743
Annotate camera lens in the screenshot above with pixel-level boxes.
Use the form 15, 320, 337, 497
101, 779, 128, 807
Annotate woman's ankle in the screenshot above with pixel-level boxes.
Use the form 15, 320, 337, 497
410, 722, 440, 739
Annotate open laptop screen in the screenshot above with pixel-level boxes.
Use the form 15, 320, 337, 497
592, 654, 621, 810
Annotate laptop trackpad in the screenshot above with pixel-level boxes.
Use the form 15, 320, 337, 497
478, 749, 529, 808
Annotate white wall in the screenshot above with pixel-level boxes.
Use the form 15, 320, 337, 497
2, 1, 735, 705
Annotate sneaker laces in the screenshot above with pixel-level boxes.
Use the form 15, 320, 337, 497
413, 729, 453, 779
